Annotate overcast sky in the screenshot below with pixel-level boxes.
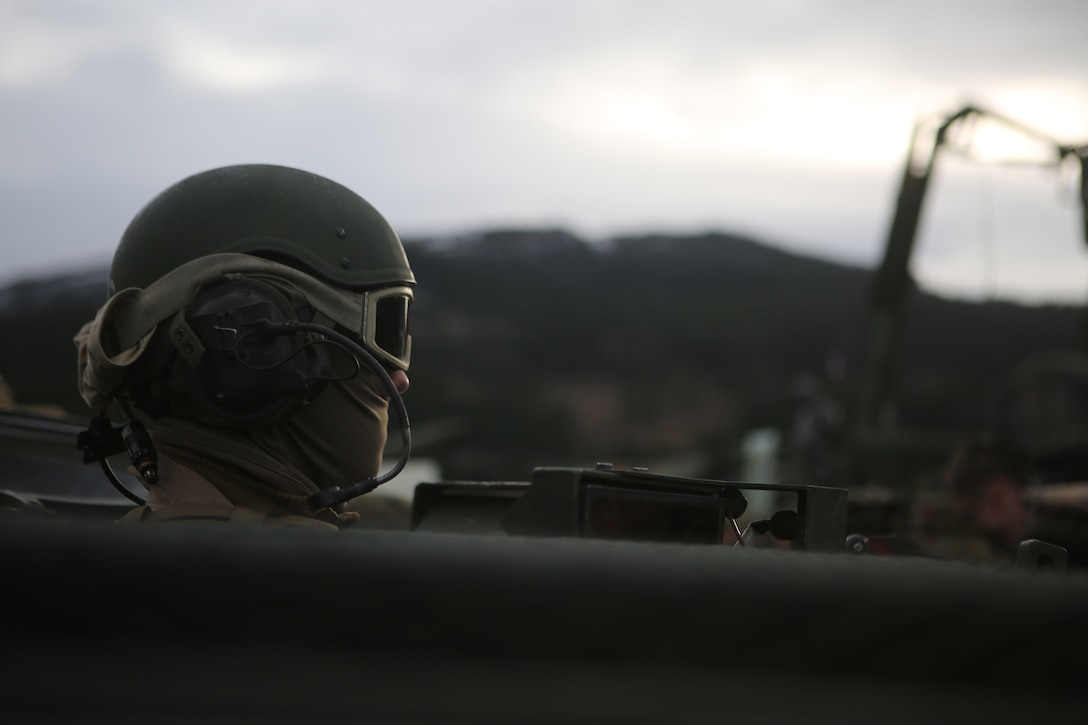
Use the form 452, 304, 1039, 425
2, 0, 1087, 303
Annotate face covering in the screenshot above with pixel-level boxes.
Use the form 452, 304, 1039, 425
149, 343, 392, 524
248, 344, 391, 488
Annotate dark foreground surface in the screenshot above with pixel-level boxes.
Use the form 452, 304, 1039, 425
2, 516, 1087, 724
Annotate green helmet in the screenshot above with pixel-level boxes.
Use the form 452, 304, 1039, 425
110, 164, 415, 294
84, 164, 415, 420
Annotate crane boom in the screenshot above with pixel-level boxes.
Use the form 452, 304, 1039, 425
857, 105, 1088, 435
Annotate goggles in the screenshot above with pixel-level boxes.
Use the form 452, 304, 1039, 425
358, 286, 412, 371
78, 254, 416, 407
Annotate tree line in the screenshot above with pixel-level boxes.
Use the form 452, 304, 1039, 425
2, 229, 1085, 484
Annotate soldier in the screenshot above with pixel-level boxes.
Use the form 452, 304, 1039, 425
74, 164, 414, 529
915, 438, 1031, 564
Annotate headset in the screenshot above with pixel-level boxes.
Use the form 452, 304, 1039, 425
172, 278, 336, 425
79, 277, 412, 513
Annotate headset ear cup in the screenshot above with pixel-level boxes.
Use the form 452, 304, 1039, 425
179, 279, 330, 425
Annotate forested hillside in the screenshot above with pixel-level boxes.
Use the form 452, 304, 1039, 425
1, 229, 1085, 484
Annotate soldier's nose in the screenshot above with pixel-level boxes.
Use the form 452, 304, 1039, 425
389, 369, 409, 394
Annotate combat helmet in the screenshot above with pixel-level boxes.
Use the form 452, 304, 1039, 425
111, 164, 415, 294
78, 164, 415, 423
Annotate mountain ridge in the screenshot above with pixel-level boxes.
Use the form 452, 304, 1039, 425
1, 228, 1084, 483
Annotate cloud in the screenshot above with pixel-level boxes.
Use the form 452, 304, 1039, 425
1, 0, 1086, 301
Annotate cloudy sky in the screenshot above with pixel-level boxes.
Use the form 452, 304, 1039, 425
2, 0, 1087, 302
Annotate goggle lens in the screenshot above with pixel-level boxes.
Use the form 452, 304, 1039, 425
364, 287, 412, 370
375, 294, 409, 363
